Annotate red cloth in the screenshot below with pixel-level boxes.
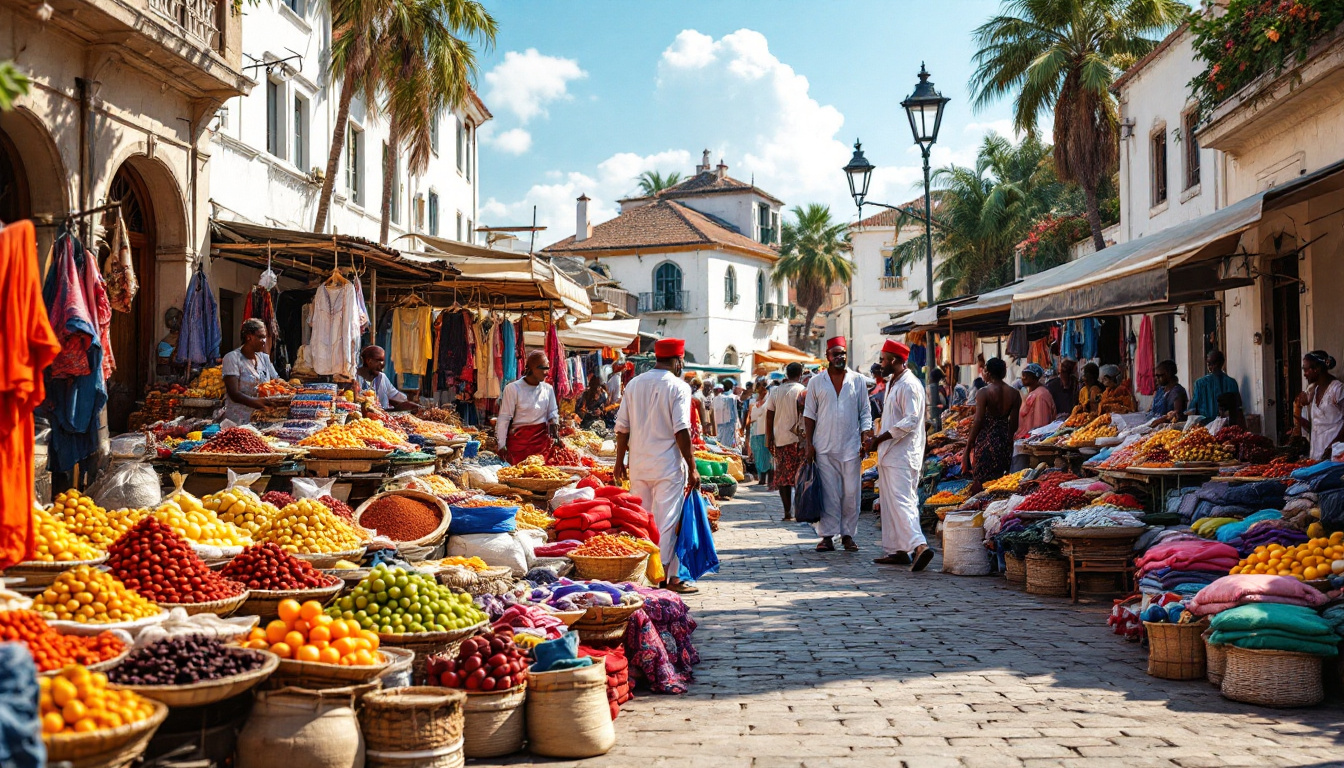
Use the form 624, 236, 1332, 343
555, 512, 611, 531
503, 423, 551, 465
577, 475, 602, 490
1135, 315, 1155, 396
553, 501, 612, 520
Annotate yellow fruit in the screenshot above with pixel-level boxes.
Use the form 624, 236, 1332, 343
29, 505, 103, 563
257, 500, 363, 553
32, 565, 159, 623
40, 665, 154, 736
151, 498, 252, 547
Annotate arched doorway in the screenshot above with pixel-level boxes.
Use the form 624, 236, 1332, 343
0, 128, 31, 224
105, 164, 157, 432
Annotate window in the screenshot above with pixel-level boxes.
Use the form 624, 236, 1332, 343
383, 142, 399, 224
466, 218, 473, 244
724, 266, 738, 307
467, 126, 474, 181
346, 124, 364, 205
756, 271, 766, 311
723, 346, 739, 367
1151, 127, 1168, 207
456, 212, 464, 241
883, 251, 897, 278
292, 94, 308, 170
429, 112, 439, 155
654, 262, 683, 310
282, 0, 302, 15
456, 119, 465, 173
428, 192, 439, 236
266, 80, 282, 157
1182, 109, 1201, 191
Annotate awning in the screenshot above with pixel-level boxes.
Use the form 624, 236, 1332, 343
1010, 159, 1344, 324
752, 340, 824, 366
210, 219, 457, 286
400, 235, 592, 320
523, 318, 640, 350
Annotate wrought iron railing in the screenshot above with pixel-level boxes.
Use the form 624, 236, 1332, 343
637, 290, 689, 313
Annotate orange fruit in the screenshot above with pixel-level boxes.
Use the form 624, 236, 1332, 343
284, 631, 305, 648
293, 620, 311, 635
265, 620, 289, 644
270, 642, 293, 659
308, 625, 331, 644
329, 621, 351, 640
318, 646, 341, 664
352, 649, 374, 666
297, 645, 321, 663
360, 630, 380, 649
312, 614, 334, 628
299, 601, 323, 621
332, 637, 357, 657
309, 640, 329, 652
248, 627, 266, 641
277, 599, 302, 623
244, 639, 269, 650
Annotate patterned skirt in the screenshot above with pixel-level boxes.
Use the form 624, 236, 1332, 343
971, 415, 1013, 484
772, 443, 804, 487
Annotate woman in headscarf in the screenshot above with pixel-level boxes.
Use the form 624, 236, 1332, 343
745, 379, 773, 486
577, 373, 611, 427
1016, 363, 1056, 439
1097, 364, 1137, 415
1297, 350, 1344, 461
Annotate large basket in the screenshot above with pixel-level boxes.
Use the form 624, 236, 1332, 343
568, 553, 649, 584
571, 599, 643, 644
1024, 554, 1069, 597
236, 581, 344, 618
436, 566, 515, 596
156, 590, 249, 618
1220, 645, 1324, 707
501, 476, 577, 493
120, 648, 278, 707
8, 556, 108, 588
462, 684, 527, 758
1003, 553, 1026, 586
362, 686, 466, 758
379, 620, 488, 685
268, 648, 395, 690
1204, 632, 1226, 686
355, 490, 452, 547
44, 699, 168, 767
180, 451, 287, 467
293, 547, 367, 569
303, 446, 394, 460
1144, 621, 1207, 680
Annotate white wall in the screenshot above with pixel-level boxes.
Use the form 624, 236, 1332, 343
830, 221, 926, 370
675, 190, 779, 246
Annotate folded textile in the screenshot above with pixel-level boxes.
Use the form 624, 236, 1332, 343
1209, 602, 1338, 637
1321, 604, 1344, 634
1290, 461, 1343, 481
1215, 510, 1283, 543
1135, 540, 1239, 574
1208, 628, 1340, 655
1188, 574, 1328, 615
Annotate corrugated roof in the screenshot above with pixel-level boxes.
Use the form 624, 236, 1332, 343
543, 200, 779, 260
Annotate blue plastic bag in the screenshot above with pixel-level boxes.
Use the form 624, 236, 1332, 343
676, 490, 720, 581
448, 504, 518, 535
792, 460, 823, 524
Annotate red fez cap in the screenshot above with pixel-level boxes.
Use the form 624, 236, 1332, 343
883, 339, 910, 359
654, 338, 685, 357
826, 336, 847, 350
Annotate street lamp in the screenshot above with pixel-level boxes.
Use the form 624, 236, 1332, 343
843, 141, 874, 208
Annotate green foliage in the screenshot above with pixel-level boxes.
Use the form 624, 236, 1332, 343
635, 171, 683, 196
772, 204, 852, 345
0, 61, 30, 111
1190, 0, 1344, 113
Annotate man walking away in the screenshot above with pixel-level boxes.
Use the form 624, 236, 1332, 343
614, 338, 701, 594
767, 363, 806, 521
712, 380, 740, 449
803, 337, 873, 552
871, 340, 932, 571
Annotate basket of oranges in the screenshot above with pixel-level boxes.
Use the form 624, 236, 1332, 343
41, 664, 169, 767
241, 599, 392, 689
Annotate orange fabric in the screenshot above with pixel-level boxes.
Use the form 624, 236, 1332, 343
0, 221, 61, 568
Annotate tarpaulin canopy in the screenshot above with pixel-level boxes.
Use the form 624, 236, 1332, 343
523, 318, 640, 350
752, 340, 824, 366
401, 234, 591, 320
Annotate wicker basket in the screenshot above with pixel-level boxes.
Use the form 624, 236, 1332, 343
293, 547, 367, 569
121, 649, 278, 707
571, 599, 643, 644
1220, 646, 1324, 707
8, 556, 109, 588
379, 620, 488, 685
1204, 632, 1226, 686
462, 684, 527, 758
180, 451, 287, 467
362, 686, 466, 763
436, 566, 515, 596
44, 699, 168, 767
156, 590, 249, 618
1024, 553, 1069, 597
568, 553, 649, 584
355, 490, 452, 547
303, 446, 394, 460
501, 476, 578, 493
1003, 553, 1026, 585
268, 649, 395, 690
1144, 621, 1207, 680
236, 581, 343, 619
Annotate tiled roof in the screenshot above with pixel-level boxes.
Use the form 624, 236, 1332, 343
622, 170, 784, 206
852, 196, 929, 229
543, 200, 779, 260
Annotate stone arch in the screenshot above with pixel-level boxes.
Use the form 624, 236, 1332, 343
100, 146, 190, 258
0, 107, 71, 257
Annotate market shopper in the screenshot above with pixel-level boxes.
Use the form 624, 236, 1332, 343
871, 341, 932, 571
1098, 364, 1138, 414
578, 373, 611, 428
1149, 360, 1189, 423
1045, 357, 1079, 417
962, 357, 1019, 496
222, 318, 280, 424
712, 381, 740, 449
767, 362, 806, 521
803, 337, 873, 553
1297, 350, 1344, 461
745, 379, 772, 487
614, 338, 700, 594
606, 361, 625, 404
1016, 363, 1056, 439
354, 345, 420, 412
690, 378, 710, 436
1189, 350, 1240, 425
1076, 363, 1104, 416
495, 350, 560, 464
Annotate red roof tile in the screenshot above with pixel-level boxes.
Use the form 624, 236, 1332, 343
621, 170, 784, 206
543, 200, 779, 260
852, 196, 929, 229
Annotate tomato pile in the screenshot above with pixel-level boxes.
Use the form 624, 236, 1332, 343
221, 542, 339, 591
106, 517, 245, 604
428, 630, 530, 691
1019, 485, 1088, 512
0, 611, 126, 672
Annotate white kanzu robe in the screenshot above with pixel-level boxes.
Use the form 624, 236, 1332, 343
615, 369, 692, 573
878, 369, 927, 554
803, 369, 873, 538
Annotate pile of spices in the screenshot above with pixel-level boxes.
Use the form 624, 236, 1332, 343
195, 428, 273, 454
359, 495, 442, 541
319, 494, 356, 522
261, 491, 296, 508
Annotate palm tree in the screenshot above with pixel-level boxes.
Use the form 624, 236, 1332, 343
635, 170, 682, 197
970, 0, 1186, 251
377, 0, 495, 243
772, 204, 852, 349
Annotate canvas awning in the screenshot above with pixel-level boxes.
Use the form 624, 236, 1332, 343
400, 234, 592, 320
209, 220, 457, 287
752, 340, 824, 366
523, 318, 640, 350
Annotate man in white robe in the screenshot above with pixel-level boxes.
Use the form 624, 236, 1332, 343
871, 340, 933, 570
803, 336, 873, 553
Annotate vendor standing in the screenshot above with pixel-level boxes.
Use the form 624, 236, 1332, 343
496, 350, 560, 464
355, 345, 420, 412
1188, 350, 1239, 424
222, 318, 280, 424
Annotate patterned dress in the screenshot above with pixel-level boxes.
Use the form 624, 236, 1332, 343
971, 412, 1013, 484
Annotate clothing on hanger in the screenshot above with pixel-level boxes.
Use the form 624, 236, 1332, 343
102, 210, 138, 314
391, 304, 433, 380
309, 279, 361, 377
1135, 315, 1156, 396
500, 317, 517, 386
176, 264, 218, 366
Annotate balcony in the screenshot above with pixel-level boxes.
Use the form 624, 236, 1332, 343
148, 0, 217, 49
756, 303, 792, 322
638, 291, 690, 314
592, 285, 638, 317
878, 276, 906, 291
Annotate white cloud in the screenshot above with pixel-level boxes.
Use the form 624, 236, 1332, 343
486, 127, 533, 155
964, 119, 1015, 138
483, 49, 587, 124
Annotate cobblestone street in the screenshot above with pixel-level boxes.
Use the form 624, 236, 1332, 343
494, 484, 1344, 768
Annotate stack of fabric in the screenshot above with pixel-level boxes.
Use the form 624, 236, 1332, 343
552, 487, 659, 543
623, 585, 699, 695
580, 643, 632, 720
1187, 573, 1328, 617
1234, 519, 1309, 554
1135, 540, 1239, 597
1178, 480, 1286, 524
1208, 603, 1340, 655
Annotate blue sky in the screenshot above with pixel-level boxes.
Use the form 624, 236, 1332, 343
474, 0, 1017, 248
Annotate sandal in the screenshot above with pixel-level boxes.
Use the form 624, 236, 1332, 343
665, 581, 699, 594
912, 547, 934, 572
842, 536, 859, 552
815, 538, 835, 552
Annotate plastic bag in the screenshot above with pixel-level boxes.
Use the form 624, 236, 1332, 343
133, 607, 258, 649
550, 486, 594, 510
446, 532, 531, 574
448, 504, 518, 535
676, 490, 719, 581
108, 433, 150, 460
226, 469, 264, 494
792, 460, 823, 524
292, 477, 336, 500
162, 471, 201, 511
87, 459, 162, 511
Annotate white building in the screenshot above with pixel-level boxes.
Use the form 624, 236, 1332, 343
542, 153, 789, 375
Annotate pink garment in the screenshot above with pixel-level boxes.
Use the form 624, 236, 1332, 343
48, 236, 114, 380
1135, 315, 1155, 396
1016, 386, 1056, 438
1187, 574, 1328, 616
545, 325, 569, 395
1134, 540, 1239, 574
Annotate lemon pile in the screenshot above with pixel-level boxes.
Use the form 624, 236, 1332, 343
185, 366, 225, 399
498, 455, 570, 480
298, 425, 366, 448
30, 506, 103, 563
204, 488, 280, 537
1231, 532, 1344, 581
257, 499, 364, 554
984, 470, 1029, 492
153, 493, 252, 548
41, 665, 157, 735
515, 503, 554, 530
48, 490, 148, 549
33, 565, 160, 624
1068, 414, 1119, 446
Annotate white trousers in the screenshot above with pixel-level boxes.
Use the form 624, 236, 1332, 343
815, 452, 861, 538
878, 464, 926, 555
631, 465, 689, 578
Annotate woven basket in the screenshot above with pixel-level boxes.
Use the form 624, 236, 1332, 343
362, 686, 466, 759
236, 581, 343, 619
268, 649, 394, 690
355, 490, 452, 547
379, 620, 488, 685
568, 553, 649, 583
462, 684, 527, 758
1144, 621, 1207, 680
1024, 554, 1069, 597
1220, 646, 1324, 707
121, 649, 278, 707
1003, 553, 1026, 585
571, 599, 643, 644
1204, 632, 1226, 686
44, 699, 167, 766
293, 547, 367, 569
502, 476, 578, 493
436, 566, 515, 596
180, 451, 287, 467
8, 556, 109, 588
156, 590, 249, 618
366, 738, 464, 768
303, 446, 394, 460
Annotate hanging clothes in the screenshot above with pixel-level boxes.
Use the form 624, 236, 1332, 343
545, 324, 569, 396
1081, 318, 1100, 360
176, 264, 219, 366
309, 279, 361, 377
437, 309, 471, 388
101, 210, 137, 314
1005, 326, 1030, 359
243, 288, 278, 356
0, 221, 61, 568
1028, 338, 1052, 368
500, 317, 517, 386
41, 229, 108, 474
375, 308, 398, 384
475, 315, 501, 401
1135, 315, 1156, 396
391, 305, 433, 380
274, 289, 314, 374
953, 332, 976, 366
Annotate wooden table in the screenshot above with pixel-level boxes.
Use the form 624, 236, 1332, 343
1053, 527, 1144, 603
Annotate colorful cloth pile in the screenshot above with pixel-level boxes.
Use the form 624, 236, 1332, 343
1187, 574, 1329, 617
623, 585, 699, 695
1208, 603, 1341, 655
580, 643, 632, 720
553, 487, 659, 543
1135, 540, 1239, 596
